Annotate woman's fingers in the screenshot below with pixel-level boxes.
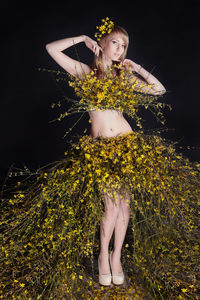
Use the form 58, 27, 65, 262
121, 59, 135, 70
94, 45, 97, 55
97, 45, 101, 56
85, 37, 102, 56
92, 42, 102, 56
93, 43, 97, 54
96, 45, 100, 56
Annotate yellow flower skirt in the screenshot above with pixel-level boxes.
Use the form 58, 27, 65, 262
0, 131, 200, 299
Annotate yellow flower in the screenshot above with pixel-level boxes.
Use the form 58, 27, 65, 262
85, 153, 90, 159
95, 169, 101, 176
72, 274, 76, 280
97, 92, 105, 100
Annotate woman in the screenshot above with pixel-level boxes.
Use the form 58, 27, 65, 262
45, 25, 166, 286
1, 20, 199, 300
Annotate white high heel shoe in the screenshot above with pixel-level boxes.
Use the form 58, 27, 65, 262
98, 256, 111, 286
109, 251, 125, 285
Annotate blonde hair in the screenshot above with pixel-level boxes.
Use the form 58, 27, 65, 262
91, 26, 129, 78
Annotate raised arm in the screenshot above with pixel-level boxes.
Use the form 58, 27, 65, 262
46, 35, 101, 78
121, 59, 166, 96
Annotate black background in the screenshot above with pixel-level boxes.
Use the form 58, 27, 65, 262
1, 0, 200, 181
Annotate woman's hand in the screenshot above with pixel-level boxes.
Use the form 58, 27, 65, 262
83, 35, 103, 56
120, 59, 141, 73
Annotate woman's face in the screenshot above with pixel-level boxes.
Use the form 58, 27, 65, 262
103, 33, 126, 62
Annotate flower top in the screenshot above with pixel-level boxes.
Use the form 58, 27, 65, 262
66, 65, 170, 129
94, 17, 114, 41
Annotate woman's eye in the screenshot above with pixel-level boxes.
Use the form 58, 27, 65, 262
112, 41, 125, 48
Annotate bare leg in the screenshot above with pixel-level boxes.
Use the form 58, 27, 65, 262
111, 193, 130, 273
98, 191, 120, 274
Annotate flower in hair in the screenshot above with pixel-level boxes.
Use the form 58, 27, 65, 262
94, 17, 114, 41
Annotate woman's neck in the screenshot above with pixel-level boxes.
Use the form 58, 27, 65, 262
102, 54, 112, 70
95, 55, 118, 78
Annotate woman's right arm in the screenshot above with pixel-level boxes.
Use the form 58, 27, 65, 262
46, 35, 96, 78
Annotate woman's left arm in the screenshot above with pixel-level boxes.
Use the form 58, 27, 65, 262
122, 59, 166, 96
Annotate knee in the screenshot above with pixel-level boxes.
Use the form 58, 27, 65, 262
120, 199, 130, 215
104, 200, 120, 217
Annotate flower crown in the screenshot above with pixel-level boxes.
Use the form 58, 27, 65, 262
94, 17, 114, 41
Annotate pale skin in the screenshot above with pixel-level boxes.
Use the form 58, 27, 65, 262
46, 33, 166, 275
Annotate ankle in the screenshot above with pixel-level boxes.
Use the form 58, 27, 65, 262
98, 252, 111, 274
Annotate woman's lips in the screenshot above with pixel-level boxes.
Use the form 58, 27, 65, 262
114, 53, 121, 59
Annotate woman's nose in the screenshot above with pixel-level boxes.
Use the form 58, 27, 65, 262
116, 45, 120, 52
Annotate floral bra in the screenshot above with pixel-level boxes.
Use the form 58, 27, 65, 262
60, 66, 169, 129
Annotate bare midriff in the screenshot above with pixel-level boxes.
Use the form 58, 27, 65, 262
89, 109, 133, 139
